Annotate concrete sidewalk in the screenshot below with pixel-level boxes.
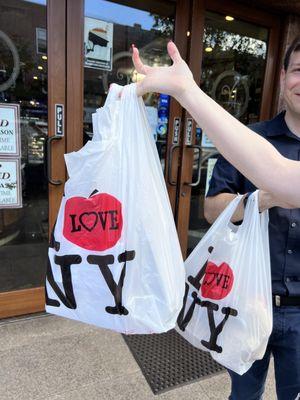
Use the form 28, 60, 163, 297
0, 314, 276, 400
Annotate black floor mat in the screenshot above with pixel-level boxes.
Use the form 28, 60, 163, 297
123, 329, 224, 395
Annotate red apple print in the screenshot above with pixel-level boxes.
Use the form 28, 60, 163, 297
201, 261, 234, 300
63, 191, 123, 251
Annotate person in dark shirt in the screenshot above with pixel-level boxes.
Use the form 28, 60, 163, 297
204, 39, 300, 400
131, 36, 300, 399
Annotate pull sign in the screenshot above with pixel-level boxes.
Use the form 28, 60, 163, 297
172, 117, 181, 144
185, 118, 193, 145
55, 104, 64, 137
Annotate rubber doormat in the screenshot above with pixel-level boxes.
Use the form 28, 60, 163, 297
122, 329, 224, 395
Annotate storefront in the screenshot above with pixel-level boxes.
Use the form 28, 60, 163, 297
0, 0, 299, 319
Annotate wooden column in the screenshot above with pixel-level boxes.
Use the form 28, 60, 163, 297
48, 0, 67, 232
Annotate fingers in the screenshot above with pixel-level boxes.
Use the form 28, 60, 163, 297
132, 46, 149, 75
115, 78, 144, 98
167, 41, 182, 64
133, 42, 182, 69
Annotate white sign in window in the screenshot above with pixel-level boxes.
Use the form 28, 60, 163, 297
0, 159, 22, 208
36, 27, 47, 55
84, 17, 113, 71
0, 103, 20, 157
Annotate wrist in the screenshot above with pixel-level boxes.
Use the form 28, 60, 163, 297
175, 79, 198, 106
258, 191, 274, 212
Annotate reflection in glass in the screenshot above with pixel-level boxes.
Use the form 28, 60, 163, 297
84, 0, 175, 172
0, 0, 48, 292
187, 12, 268, 256
202, 12, 268, 125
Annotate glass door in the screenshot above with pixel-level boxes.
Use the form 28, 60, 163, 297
84, 0, 174, 163
82, 0, 190, 212
176, 2, 280, 258
0, 0, 66, 318
0, 0, 48, 317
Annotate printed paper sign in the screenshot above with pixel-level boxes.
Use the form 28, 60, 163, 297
0, 159, 22, 208
0, 103, 20, 156
84, 17, 113, 71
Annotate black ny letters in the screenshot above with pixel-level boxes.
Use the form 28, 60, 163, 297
45, 254, 82, 309
177, 246, 238, 354
46, 229, 135, 316
87, 250, 135, 315
201, 302, 238, 353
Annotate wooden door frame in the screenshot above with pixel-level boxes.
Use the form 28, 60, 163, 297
164, 0, 191, 214
176, 0, 282, 258
175, 0, 205, 256
0, 0, 67, 319
66, 0, 84, 153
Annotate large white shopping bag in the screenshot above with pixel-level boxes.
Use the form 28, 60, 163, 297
45, 83, 185, 334
176, 191, 272, 374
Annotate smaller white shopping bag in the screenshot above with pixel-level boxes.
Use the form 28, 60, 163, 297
176, 191, 272, 375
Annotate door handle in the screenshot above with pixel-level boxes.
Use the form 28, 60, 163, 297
46, 135, 63, 185
167, 144, 180, 186
184, 144, 201, 187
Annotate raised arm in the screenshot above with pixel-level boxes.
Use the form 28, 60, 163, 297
132, 42, 300, 207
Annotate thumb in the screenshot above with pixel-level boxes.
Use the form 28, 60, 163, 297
135, 81, 145, 97
132, 46, 150, 75
167, 41, 182, 64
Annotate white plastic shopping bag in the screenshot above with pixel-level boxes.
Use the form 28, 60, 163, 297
46, 83, 185, 334
176, 191, 272, 374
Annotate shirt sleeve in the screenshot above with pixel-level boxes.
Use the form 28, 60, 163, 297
206, 154, 244, 197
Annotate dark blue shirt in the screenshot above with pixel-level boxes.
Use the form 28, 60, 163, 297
206, 111, 300, 296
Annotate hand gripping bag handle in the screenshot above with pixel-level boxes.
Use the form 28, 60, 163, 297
207, 194, 244, 234
242, 190, 259, 222
237, 190, 264, 235
212, 191, 262, 238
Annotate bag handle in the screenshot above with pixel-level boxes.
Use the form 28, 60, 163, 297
104, 83, 123, 106
215, 191, 266, 238
241, 190, 260, 226
91, 83, 124, 141
234, 190, 269, 239
120, 82, 137, 100
208, 194, 244, 233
